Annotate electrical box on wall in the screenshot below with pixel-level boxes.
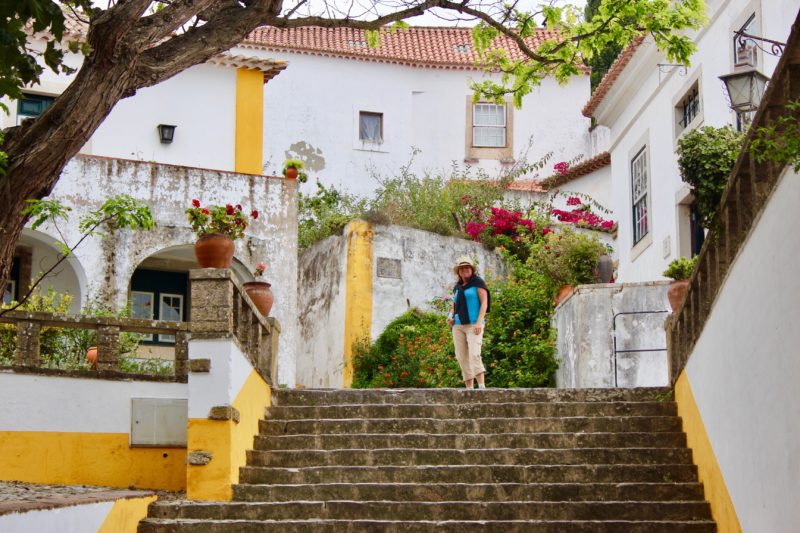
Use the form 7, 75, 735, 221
131, 398, 188, 447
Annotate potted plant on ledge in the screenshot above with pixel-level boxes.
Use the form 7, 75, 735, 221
663, 256, 697, 312
186, 199, 259, 268
243, 261, 274, 317
283, 159, 308, 183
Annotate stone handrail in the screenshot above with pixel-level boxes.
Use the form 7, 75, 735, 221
666, 15, 800, 383
189, 269, 280, 384
0, 311, 190, 379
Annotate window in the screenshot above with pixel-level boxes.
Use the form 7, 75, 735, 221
130, 269, 188, 344
359, 112, 383, 143
17, 93, 55, 124
158, 293, 183, 343
631, 147, 649, 245
131, 291, 155, 341
472, 103, 506, 147
679, 86, 700, 129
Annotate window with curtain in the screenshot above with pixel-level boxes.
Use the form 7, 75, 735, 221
359, 112, 383, 143
631, 147, 649, 245
473, 103, 506, 147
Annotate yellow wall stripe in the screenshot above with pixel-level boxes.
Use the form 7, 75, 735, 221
98, 495, 157, 533
187, 369, 271, 501
235, 68, 264, 175
343, 220, 374, 387
0, 432, 185, 490
675, 371, 742, 532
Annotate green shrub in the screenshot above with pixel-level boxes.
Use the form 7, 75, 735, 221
663, 256, 697, 280
298, 181, 368, 250
352, 309, 459, 388
676, 126, 745, 228
527, 228, 607, 288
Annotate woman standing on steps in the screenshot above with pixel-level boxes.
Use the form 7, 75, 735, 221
446, 256, 491, 389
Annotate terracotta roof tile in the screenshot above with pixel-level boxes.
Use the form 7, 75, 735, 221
243, 26, 563, 69
582, 35, 646, 117
539, 151, 611, 189
506, 180, 547, 193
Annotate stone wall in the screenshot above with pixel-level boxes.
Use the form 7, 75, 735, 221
554, 281, 671, 388
34, 155, 298, 386
296, 222, 507, 388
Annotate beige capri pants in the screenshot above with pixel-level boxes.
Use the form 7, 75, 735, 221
452, 324, 486, 380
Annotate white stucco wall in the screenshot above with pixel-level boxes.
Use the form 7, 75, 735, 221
597, 0, 799, 282
237, 46, 591, 197
296, 235, 349, 388
89, 64, 238, 171
37, 155, 299, 386
0, 373, 186, 433
685, 168, 800, 532
370, 225, 507, 339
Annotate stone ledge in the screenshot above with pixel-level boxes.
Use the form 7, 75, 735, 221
189, 359, 211, 373
187, 451, 213, 465
208, 405, 240, 423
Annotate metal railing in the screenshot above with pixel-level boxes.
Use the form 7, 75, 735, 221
612, 310, 669, 387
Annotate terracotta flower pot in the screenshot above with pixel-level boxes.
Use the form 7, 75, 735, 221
667, 279, 690, 312
243, 281, 274, 317
194, 233, 234, 268
284, 168, 298, 180
554, 284, 574, 306
86, 346, 98, 370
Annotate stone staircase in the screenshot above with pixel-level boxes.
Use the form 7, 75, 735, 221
139, 388, 716, 532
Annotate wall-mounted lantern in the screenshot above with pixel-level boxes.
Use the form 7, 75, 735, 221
157, 124, 177, 144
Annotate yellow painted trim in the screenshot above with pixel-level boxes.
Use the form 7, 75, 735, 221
186, 369, 271, 501
235, 68, 264, 175
675, 371, 742, 532
0, 432, 185, 491
343, 220, 374, 387
98, 495, 157, 533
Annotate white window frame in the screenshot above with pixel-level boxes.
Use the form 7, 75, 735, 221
158, 293, 184, 344
631, 147, 649, 246
131, 290, 155, 342
472, 103, 507, 148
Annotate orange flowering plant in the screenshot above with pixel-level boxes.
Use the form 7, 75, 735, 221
185, 199, 259, 240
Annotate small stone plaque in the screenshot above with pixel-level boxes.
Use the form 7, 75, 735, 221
377, 257, 402, 279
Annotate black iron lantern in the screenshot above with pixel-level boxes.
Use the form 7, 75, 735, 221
157, 124, 177, 144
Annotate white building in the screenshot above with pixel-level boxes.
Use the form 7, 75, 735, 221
231, 26, 593, 197
582, 0, 800, 282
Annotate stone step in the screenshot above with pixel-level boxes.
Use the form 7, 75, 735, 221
255, 432, 687, 450
239, 464, 699, 485
146, 500, 711, 522
271, 387, 674, 406
259, 416, 683, 435
245, 447, 693, 468
139, 518, 717, 532
266, 402, 676, 420
232, 482, 706, 503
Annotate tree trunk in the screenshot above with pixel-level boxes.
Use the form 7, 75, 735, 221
0, 53, 138, 296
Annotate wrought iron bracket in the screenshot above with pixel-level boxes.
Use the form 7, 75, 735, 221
735, 31, 786, 57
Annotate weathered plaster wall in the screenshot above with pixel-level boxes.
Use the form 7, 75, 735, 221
684, 168, 800, 532
297, 235, 349, 388
598, 0, 797, 282
554, 281, 671, 388
238, 46, 591, 197
370, 225, 507, 339
296, 223, 506, 388
42, 155, 298, 386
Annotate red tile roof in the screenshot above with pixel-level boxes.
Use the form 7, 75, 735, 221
582, 35, 646, 117
506, 180, 547, 193
243, 26, 564, 70
539, 151, 611, 189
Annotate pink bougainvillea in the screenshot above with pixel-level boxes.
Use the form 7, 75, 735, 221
554, 161, 570, 175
